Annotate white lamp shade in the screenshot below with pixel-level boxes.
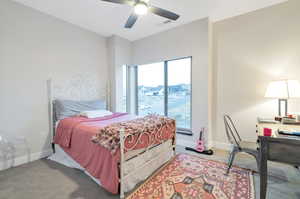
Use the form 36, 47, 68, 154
287, 80, 300, 98
265, 80, 300, 99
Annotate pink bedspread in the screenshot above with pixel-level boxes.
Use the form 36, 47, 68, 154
54, 113, 136, 194
54, 113, 175, 194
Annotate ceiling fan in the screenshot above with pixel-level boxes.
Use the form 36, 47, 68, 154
100, 0, 180, 28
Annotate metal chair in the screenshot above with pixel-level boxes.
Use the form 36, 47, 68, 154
224, 115, 260, 174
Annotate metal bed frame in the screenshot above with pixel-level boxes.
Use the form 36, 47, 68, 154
46, 77, 176, 198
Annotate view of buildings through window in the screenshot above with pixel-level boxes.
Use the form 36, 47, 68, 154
137, 57, 191, 129
167, 58, 191, 129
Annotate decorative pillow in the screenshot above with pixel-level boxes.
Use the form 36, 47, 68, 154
54, 99, 106, 120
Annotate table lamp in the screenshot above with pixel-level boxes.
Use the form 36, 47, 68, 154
265, 80, 300, 116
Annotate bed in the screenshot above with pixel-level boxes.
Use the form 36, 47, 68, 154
46, 76, 176, 198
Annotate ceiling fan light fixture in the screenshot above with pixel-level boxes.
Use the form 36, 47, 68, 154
100, 0, 180, 28
134, 2, 148, 15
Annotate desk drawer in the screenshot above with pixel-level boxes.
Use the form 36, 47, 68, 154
267, 140, 300, 166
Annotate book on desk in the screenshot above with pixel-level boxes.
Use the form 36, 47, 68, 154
278, 130, 300, 138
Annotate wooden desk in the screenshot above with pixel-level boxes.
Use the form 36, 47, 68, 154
257, 123, 300, 199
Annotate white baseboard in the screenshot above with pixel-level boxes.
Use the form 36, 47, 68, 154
0, 149, 52, 171
176, 139, 195, 148
207, 140, 214, 149
177, 139, 217, 150
212, 141, 233, 151
0, 142, 232, 172
0, 141, 231, 171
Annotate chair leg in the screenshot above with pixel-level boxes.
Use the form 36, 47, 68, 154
226, 147, 238, 174
254, 153, 260, 173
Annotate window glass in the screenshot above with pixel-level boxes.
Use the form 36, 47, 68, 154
137, 62, 165, 116
167, 58, 191, 129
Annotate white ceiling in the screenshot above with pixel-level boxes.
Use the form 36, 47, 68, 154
11, 0, 287, 41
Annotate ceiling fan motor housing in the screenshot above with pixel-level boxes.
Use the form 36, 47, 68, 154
134, 1, 148, 15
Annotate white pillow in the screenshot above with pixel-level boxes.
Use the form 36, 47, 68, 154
80, 110, 113, 118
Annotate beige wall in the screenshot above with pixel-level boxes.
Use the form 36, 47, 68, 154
212, 0, 300, 148
132, 19, 209, 146
0, 0, 108, 165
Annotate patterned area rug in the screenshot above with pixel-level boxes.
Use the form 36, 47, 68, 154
127, 154, 255, 199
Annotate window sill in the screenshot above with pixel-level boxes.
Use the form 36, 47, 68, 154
176, 129, 193, 136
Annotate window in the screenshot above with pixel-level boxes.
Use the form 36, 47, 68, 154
136, 57, 192, 130
122, 65, 127, 113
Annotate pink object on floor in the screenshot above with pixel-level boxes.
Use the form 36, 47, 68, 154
263, 128, 272, 136
195, 128, 205, 152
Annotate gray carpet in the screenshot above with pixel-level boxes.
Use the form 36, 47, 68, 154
0, 159, 118, 199
0, 147, 299, 199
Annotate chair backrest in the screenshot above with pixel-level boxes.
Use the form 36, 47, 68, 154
223, 115, 242, 148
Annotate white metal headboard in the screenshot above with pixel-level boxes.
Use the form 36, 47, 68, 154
48, 73, 108, 101
46, 73, 110, 151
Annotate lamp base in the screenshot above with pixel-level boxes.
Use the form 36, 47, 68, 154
278, 99, 288, 116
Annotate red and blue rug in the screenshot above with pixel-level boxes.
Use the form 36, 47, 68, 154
127, 154, 255, 199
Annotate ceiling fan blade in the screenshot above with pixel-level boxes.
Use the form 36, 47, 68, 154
149, 6, 180, 21
124, 13, 138, 28
100, 0, 135, 6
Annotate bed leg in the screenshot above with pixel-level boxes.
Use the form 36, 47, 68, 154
52, 142, 55, 154
173, 145, 176, 156
120, 190, 125, 199
120, 176, 124, 199
120, 128, 125, 199
173, 130, 176, 156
